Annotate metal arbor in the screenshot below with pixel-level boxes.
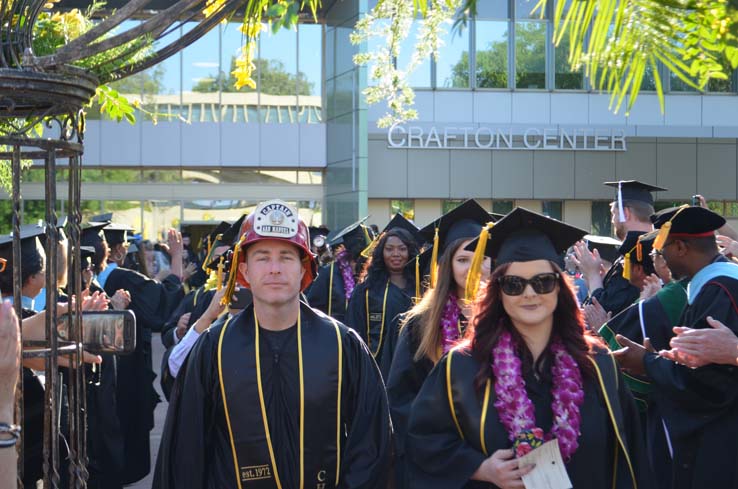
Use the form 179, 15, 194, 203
0, 0, 253, 486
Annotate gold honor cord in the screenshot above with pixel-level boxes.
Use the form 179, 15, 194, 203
480, 379, 491, 456
328, 261, 334, 317
365, 281, 390, 357
587, 356, 637, 489
253, 309, 307, 489
216, 317, 242, 489
330, 319, 343, 486
445, 350, 465, 440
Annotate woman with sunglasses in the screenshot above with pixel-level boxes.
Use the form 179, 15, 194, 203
406, 208, 652, 489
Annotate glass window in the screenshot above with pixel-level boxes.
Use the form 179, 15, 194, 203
103, 169, 142, 183
182, 200, 258, 224
143, 170, 182, 183
182, 169, 221, 184
554, 30, 583, 89
103, 201, 143, 232
516, 0, 546, 19
143, 23, 181, 118
297, 199, 322, 226
22, 167, 69, 183
217, 169, 264, 183
259, 170, 298, 184
477, 0, 509, 19
80, 169, 103, 183
298, 24, 324, 123
476, 21, 509, 88
221, 22, 259, 123
436, 26, 470, 88
442, 199, 465, 214
515, 21, 546, 89
396, 20, 432, 88
542, 201, 563, 220
591, 201, 612, 236
670, 72, 698, 92
639, 64, 657, 91
493, 200, 513, 214
391, 199, 415, 221
297, 171, 323, 184
258, 24, 298, 123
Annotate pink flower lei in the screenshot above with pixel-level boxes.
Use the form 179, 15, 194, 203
335, 249, 356, 299
491, 330, 584, 460
440, 292, 462, 354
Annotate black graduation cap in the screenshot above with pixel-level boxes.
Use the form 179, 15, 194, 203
583, 235, 622, 264
80, 221, 110, 247
208, 221, 231, 242
0, 225, 47, 292
308, 226, 330, 238
91, 212, 114, 222
604, 180, 667, 222
618, 231, 647, 258
220, 215, 246, 247
403, 247, 433, 300
466, 207, 587, 265
100, 222, 135, 246
79, 245, 95, 268
382, 213, 425, 247
650, 205, 725, 251
618, 231, 652, 280
419, 199, 495, 253
328, 216, 372, 247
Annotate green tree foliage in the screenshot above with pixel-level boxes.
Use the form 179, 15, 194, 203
192, 57, 314, 95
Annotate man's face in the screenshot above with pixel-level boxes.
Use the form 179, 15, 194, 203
659, 240, 688, 280
239, 239, 305, 307
610, 202, 627, 241
182, 236, 191, 247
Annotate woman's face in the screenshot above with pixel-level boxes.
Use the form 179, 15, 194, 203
452, 239, 491, 294
500, 260, 559, 331
383, 235, 409, 273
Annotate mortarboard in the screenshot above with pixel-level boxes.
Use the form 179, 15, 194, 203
583, 235, 622, 264
418, 199, 498, 296
91, 212, 114, 222
362, 213, 425, 259
99, 222, 135, 246
309, 225, 331, 249
604, 180, 667, 223
650, 205, 725, 251
80, 221, 110, 247
80, 245, 95, 268
0, 225, 47, 293
466, 207, 587, 265
200, 221, 232, 271
328, 216, 373, 247
618, 231, 652, 280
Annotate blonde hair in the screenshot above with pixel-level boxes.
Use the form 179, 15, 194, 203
401, 238, 467, 364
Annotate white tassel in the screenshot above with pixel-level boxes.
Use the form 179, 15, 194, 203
617, 182, 626, 222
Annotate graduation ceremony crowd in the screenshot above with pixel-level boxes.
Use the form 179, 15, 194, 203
1, 180, 738, 489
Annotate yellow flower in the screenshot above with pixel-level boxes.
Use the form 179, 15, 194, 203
203, 0, 225, 18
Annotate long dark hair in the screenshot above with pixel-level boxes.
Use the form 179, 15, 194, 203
359, 228, 419, 287
401, 237, 468, 363
467, 261, 604, 391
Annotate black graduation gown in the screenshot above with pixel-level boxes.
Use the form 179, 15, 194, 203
345, 278, 414, 379
586, 258, 641, 316
305, 262, 349, 324
643, 259, 738, 489
154, 302, 392, 489
407, 348, 653, 489
103, 266, 184, 484
386, 313, 469, 488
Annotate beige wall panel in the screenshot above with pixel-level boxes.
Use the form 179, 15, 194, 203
533, 152, 575, 199
615, 142, 657, 185
515, 200, 541, 213
449, 151, 493, 199
564, 200, 592, 231
657, 142, 698, 200
368, 199, 391, 228
414, 199, 443, 228
408, 150, 451, 198
368, 141, 408, 198
697, 143, 738, 200
574, 152, 617, 199
492, 151, 534, 198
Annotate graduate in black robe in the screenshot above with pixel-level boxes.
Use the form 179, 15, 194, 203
154, 200, 391, 489
387, 199, 494, 488
408, 208, 653, 489
346, 217, 423, 379
305, 217, 374, 323
616, 205, 738, 489
82, 221, 185, 484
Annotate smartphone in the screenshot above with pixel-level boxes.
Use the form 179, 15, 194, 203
229, 288, 252, 310
57, 310, 136, 355
692, 195, 700, 206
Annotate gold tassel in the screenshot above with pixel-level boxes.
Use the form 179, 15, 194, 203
360, 232, 384, 258
636, 241, 643, 262
652, 222, 671, 251
221, 236, 245, 306
429, 227, 440, 289
465, 222, 495, 304
216, 256, 225, 291
201, 235, 212, 271
414, 255, 420, 302
204, 269, 219, 291
622, 252, 632, 280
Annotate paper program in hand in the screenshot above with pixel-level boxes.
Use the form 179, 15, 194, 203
519, 439, 573, 489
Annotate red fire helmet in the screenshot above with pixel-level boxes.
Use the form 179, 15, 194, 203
233, 199, 317, 291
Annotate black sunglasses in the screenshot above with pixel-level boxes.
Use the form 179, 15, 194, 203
498, 273, 560, 296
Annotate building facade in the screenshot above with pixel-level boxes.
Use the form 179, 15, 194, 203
4, 0, 738, 237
